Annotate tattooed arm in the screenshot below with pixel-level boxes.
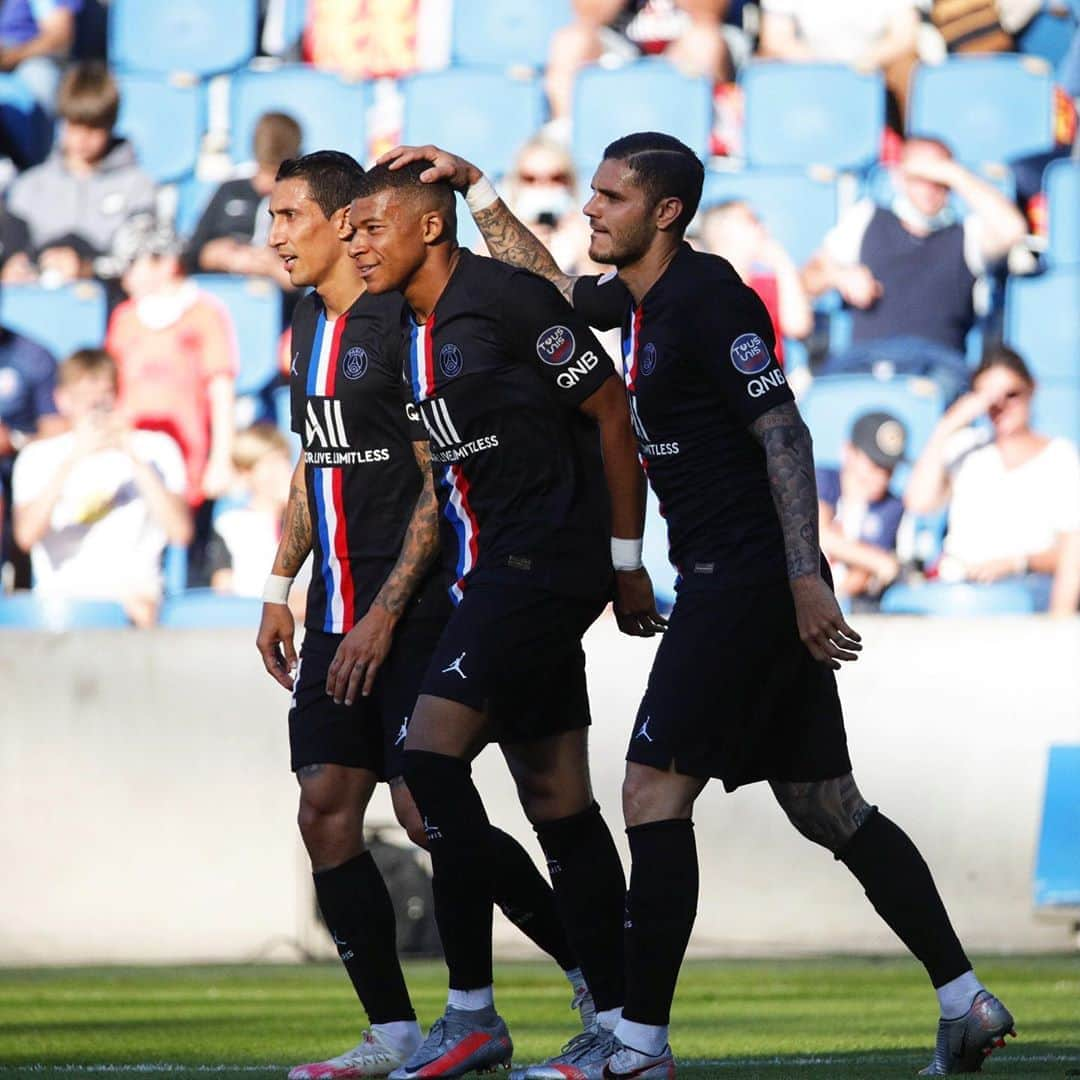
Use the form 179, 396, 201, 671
326, 440, 440, 705
749, 402, 862, 669
257, 458, 311, 689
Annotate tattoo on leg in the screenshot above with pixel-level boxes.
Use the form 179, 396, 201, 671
773, 773, 869, 852
297, 763, 326, 780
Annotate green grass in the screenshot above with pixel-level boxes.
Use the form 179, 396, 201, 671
1, 956, 1077, 1079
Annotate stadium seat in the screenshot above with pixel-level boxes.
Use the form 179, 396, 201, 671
116, 74, 205, 183
1032, 381, 1080, 443
879, 580, 1040, 615
229, 66, 368, 166
1003, 270, 1080, 381
700, 167, 838, 266
1033, 745, 1080, 908
798, 373, 946, 472
642, 489, 676, 613
172, 175, 219, 238
158, 588, 263, 628
0, 282, 108, 361
1044, 158, 1080, 268
163, 545, 189, 598
0, 71, 50, 166
451, 0, 574, 69
741, 62, 884, 172
109, 0, 257, 76
572, 60, 713, 180
1017, 9, 1078, 71
908, 56, 1055, 164
0, 594, 130, 629
192, 275, 282, 397
401, 68, 546, 180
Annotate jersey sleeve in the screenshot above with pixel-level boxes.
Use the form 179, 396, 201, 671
571, 272, 629, 331
502, 270, 617, 408
695, 282, 794, 426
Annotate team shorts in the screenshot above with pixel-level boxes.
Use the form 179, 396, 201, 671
626, 580, 851, 791
289, 615, 446, 779
418, 583, 607, 744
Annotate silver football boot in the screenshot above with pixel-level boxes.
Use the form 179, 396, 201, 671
510, 1025, 618, 1080
919, 991, 1016, 1074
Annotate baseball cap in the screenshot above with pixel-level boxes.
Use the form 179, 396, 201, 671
850, 411, 907, 470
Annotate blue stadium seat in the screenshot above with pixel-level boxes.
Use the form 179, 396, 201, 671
402, 68, 545, 180
192, 275, 282, 397
158, 588, 263, 628
1003, 270, 1080, 381
908, 56, 1055, 164
700, 167, 838, 266
0, 594, 130, 629
109, 0, 257, 76
879, 580, 1040, 615
1044, 158, 1080, 268
798, 373, 946, 472
0, 71, 50, 166
1032, 381, 1080, 443
451, 0, 574, 69
1017, 9, 1078, 72
572, 60, 713, 180
741, 62, 884, 172
0, 282, 107, 360
229, 65, 368, 165
1033, 745, 1080, 908
163, 545, 189, 598
173, 175, 219, 238
116, 74, 205, 183
642, 489, 676, 613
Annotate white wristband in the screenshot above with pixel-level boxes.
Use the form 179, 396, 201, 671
611, 537, 644, 572
262, 574, 294, 604
465, 175, 499, 213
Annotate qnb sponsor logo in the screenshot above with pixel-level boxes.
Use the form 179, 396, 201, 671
555, 349, 601, 389
536, 324, 576, 366
730, 332, 772, 375
746, 367, 788, 398
405, 402, 420, 424
306, 398, 348, 448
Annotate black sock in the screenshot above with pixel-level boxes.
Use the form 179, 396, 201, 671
313, 852, 415, 1024
488, 826, 579, 972
837, 809, 970, 987
402, 749, 495, 990
622, 819, 698, 1026
535, 802, 627, 1011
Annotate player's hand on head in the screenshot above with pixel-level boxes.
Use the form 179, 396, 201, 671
257, 603, 297, 690
790, 573, 862, 670
378, 144, 480, 192
326, 604, 397, 706
613, 567, 668, 637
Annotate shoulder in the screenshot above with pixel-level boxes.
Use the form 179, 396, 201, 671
13, 430, 69, 476
351, 288, 405, 326
1043, 437, 1080, 472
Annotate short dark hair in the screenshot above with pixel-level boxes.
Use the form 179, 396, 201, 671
275, 151, 366, 219
354, 161, 457, 238
975, 344, 1035, 387
59, 348, 117, 388
603, 132, 704, 234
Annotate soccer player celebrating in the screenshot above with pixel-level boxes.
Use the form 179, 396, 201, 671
382, 136, 1016, 1078
256, 151, 596, 1079
346, 161, 663, 1079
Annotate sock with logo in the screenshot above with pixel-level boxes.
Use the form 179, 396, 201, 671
488, 825, 579, 972
534, 802, 626, 1011
621, 819, 698, 1027
312, 852, 415, 1023
836, 808, 971, 989
402, 749, 495, 990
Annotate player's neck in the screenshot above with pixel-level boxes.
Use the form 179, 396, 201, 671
406, 246, 461, 323
317, 259, 366, 320
617, 239, 681, 305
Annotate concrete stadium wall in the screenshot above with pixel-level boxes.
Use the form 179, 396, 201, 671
1, 615, 1078, 966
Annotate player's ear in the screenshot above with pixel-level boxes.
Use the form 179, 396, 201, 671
654, 195, 684, 233
331, 205, 352, 239
420, 209, 447, 246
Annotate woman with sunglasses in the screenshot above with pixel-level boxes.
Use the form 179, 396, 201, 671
905, 345, 1080, 614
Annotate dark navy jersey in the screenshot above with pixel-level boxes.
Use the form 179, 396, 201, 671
402, 249, 616, 602
290, 288, 448, 633
573, 244, 794, 589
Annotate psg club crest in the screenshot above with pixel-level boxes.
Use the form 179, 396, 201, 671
641, 342, 658, 376
536, 325, 576, 366
440, 343, 464, 378
729, 333, 771, 375
342, 346, 368, 380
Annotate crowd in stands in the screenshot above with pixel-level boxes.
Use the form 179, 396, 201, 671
0, 0, 1077, 625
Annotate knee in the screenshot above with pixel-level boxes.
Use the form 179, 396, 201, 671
622, 766, 694, 827
297, 790, 356, 856
516, 770, 589, 824
772, 779, 870, 854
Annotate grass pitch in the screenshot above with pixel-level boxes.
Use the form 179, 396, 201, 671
1, 956, 1077, 1079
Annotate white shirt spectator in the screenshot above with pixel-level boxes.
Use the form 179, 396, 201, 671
761, 0, 915, 63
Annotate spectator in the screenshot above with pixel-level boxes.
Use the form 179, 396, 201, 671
817, 410, 907, 607
546, 1, 733, 132
11, 347, 191, 626
698, 198, 813, 364
801, 136, 1027, 367
925, 0, 1044, 55
0, 0, 80, 111
904, 346, 1080, 616
106, 220, 238, 512
185, 111, 301, 290
6, 61, 156, 284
